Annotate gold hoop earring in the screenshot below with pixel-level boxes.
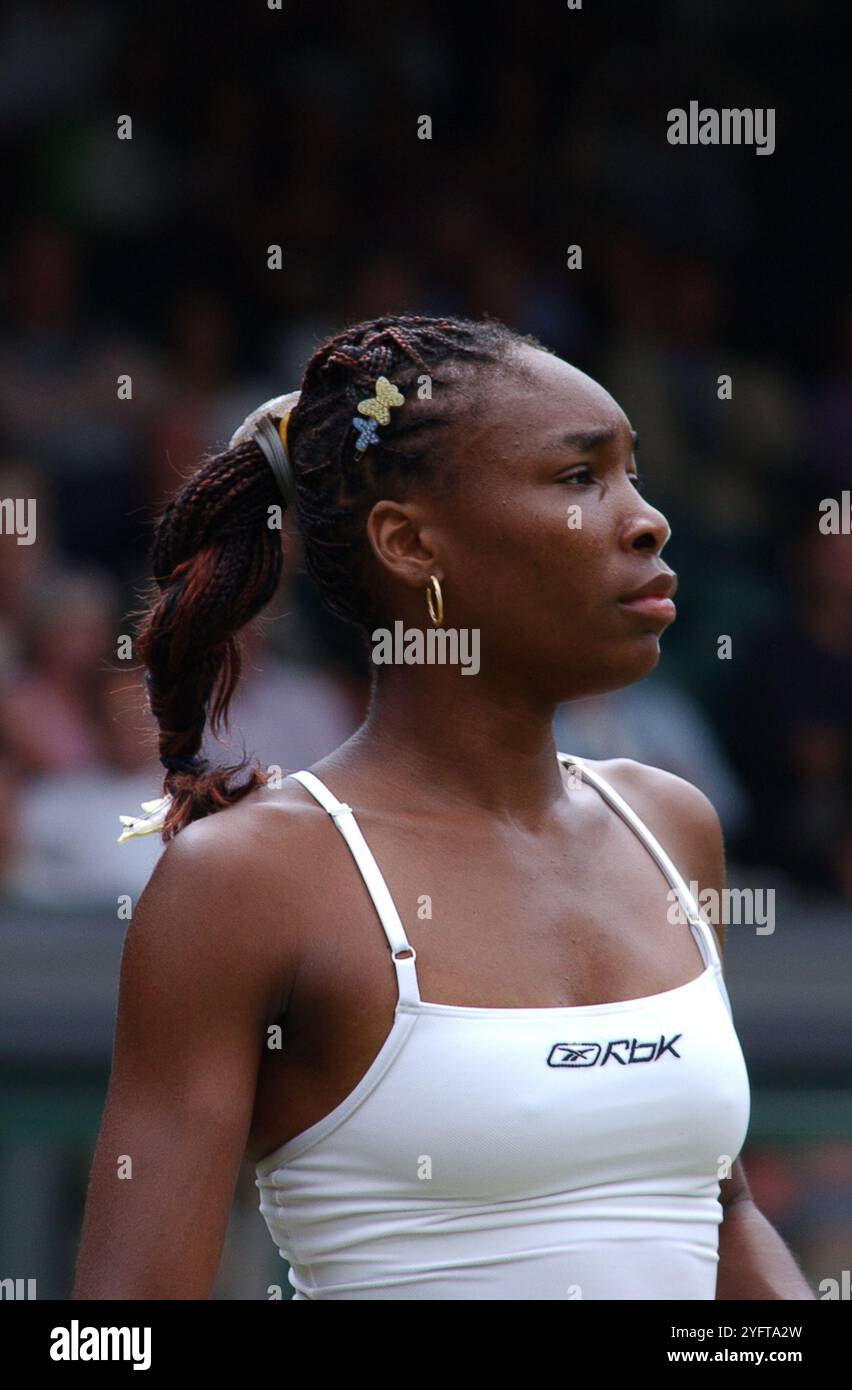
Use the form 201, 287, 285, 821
426, 575, 444, 626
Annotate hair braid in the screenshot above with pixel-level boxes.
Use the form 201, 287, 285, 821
133, 438, 284, 837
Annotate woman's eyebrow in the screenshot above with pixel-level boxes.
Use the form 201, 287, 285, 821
546, 427, 639, 453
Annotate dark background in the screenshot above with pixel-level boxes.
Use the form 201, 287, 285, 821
0, 0, 850, 1299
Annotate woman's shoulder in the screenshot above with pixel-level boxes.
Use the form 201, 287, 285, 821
134, 778, 337, 947
571, 755, 726, 949
123, 777, 340, 1028
579, 754, 721, 831
153, 775, 337, 885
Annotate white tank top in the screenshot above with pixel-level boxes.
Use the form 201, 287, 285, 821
255, 752, 751, 1300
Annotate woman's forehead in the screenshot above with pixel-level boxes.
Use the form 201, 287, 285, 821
471, 348, 630, 450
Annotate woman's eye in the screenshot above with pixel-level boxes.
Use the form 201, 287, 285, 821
558, 468, 646, 491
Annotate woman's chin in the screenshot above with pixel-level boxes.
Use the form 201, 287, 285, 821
627, 632, 663, 675
554, 638, 661, 703
601, 635, 663, 689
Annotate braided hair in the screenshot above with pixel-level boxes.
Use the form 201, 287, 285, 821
134, 312, 548, 838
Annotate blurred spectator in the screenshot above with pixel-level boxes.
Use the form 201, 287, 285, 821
553, 669, 750, 840
602, 250, 802, 534
0, 221, 166, 576
808, 293, 852, 491
2, 662, 163, 907
727, 517, 852, 900
201, 622, 361, 775
145, 289, 271, 511
0, 459, 59, 676
0, 569, 119, 774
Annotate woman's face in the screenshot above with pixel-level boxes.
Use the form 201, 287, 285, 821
430, 345, 676, 703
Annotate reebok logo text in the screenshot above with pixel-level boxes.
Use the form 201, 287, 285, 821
547, 1034, 683, 1066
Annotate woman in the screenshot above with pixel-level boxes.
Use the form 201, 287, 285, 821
72, 313, 812, 1300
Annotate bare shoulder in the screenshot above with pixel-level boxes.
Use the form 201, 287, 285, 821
578, 755, 727, 957
164, 774, 333, 853
126, 778, 335, 1014
150, 775, 336, 886
582, 756, 721, 832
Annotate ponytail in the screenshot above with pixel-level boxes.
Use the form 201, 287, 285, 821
133, 436, 285, 839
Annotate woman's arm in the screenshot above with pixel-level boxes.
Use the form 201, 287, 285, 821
686, 787, 816, 1299
71, 806, 291, 1299
717, 1170, 815, 1299
680, 778, 816, 1299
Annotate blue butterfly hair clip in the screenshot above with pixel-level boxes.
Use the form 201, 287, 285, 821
352, 416, 381, 453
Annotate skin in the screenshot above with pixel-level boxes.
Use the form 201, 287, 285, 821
72, 346, 814, 1300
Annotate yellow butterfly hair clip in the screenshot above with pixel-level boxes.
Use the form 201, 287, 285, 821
356, 376, 405, 426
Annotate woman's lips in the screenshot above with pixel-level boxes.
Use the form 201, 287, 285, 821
618, 595, 677, 622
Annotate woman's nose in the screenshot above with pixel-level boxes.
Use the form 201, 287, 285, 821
620, 502, 671, 554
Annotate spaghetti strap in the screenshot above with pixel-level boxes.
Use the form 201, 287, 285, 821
557, 751, 725, 978
288, 770, 421, 1007
288, 757, 729, 1019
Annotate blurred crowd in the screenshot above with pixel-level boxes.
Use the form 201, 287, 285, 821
0, 1, 850, 909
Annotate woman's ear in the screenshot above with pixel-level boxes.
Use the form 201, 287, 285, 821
365, 498, 438, 592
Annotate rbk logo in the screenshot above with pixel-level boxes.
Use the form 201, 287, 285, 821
547, 1034, 683, 1067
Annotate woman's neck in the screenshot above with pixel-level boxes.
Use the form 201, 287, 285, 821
339, 666, 568, 824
